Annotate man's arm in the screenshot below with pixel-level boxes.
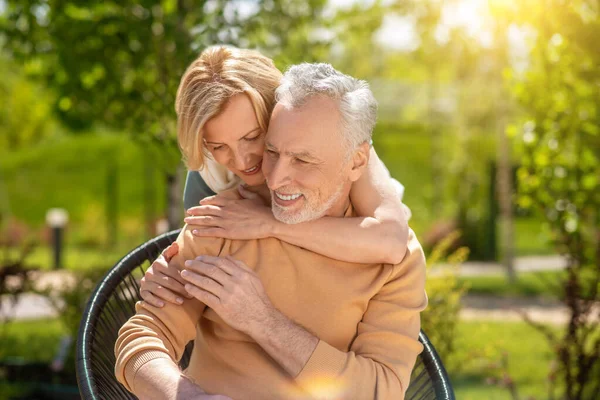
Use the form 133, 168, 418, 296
251, 230, 427, 399
129, 358, 206, 399
114, 226, 225, 398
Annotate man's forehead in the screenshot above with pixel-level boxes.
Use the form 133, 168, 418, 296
265, 139, 322, 161
267, 97, 342, 160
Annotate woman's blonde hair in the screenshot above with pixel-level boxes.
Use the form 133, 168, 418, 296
175, 46, 282, 170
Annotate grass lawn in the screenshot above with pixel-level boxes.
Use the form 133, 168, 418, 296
460, 267, 597, 299
513, 217, 554, 256
459, 270, 563, 298
451, 320, 556, 400
6, 243, 142, 272
0, 319, 67, 362
0, 133, 173, 250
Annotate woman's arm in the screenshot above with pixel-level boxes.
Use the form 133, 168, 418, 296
273, 147, 409, 264
187, 148, 409, 264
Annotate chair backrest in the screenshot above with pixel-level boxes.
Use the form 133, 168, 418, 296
77, 230, 455, 400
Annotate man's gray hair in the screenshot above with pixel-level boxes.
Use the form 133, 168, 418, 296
275, 63, 377, 152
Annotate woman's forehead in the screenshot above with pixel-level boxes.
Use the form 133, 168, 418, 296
204, 94, 259, 142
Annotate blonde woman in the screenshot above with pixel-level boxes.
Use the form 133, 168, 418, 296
140, 46, 411, 307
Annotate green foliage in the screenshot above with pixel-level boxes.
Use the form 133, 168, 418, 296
0, 133, 168, 248
0, 55, 58, 152
452, 321, 557, 400
34, 265, 112, 378
510, 1, 600, 398
461, 270, 564, 298
0, 319, 66, 362
0, 0, 332, 171
421, 231, 469, 369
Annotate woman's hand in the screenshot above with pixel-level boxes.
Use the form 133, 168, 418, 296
184, 185, 277, 240
139, 243, 191, 307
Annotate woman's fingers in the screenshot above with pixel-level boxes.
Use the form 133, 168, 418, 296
140, 280, 184, 306
146, 257, 191, 297
163, 242, 179, 262
191, 228, 226, 238
184, 215, 221, 226
155, 273, 189, 296
140, 290, 165, 308
199, 195, 229, 206
186, 205, 223, 217
151, 256, 186, 286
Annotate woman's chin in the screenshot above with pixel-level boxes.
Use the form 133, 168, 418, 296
238, 171, 266, 187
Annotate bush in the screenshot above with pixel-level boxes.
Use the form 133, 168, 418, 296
421, 230, 469, 370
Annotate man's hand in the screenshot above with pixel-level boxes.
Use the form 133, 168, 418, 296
139, 243, 192, 307
180, 255, 275, 335
181, 255, 319, 377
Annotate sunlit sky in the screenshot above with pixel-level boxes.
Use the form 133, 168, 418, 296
331, 0, 529, 68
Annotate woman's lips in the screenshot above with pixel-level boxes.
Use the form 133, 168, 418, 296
240, 161, 262, 176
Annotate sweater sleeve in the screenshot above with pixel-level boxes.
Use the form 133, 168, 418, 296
294, 230, 428, 399
114, 225, 225, 394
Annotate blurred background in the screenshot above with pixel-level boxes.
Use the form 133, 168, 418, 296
0, 0, 598, 399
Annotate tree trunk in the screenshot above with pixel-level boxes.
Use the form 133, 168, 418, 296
496, 108, 516, 283
143, 154, 156, 238
428, 67, 443, 217
493, 18, 516, 283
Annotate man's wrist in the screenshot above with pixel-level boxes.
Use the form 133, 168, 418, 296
249, 305, 319, 377
249, 303, 281, 342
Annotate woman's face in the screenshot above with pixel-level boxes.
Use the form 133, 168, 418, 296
203, 94, 266, 186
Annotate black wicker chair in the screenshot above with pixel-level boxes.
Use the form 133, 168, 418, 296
77, 230, 455, 399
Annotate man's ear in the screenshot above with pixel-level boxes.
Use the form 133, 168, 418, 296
348, 142, 370, 182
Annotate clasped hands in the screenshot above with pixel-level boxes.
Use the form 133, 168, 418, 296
180, 254, 275, 334
140, 245, 275, 337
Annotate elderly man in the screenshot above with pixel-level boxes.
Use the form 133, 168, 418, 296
114, 63, 427, 400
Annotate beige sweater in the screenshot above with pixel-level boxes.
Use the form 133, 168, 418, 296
114, 208, 428, 400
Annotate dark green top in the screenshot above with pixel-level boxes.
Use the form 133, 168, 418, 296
183, 171, 216, 211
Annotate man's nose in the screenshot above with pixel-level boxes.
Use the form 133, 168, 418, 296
266, 158, 291, 189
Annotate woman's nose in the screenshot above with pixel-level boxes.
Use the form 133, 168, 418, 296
232, 148, 252, 170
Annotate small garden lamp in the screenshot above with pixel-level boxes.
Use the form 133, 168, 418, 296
46, 208, 69, 269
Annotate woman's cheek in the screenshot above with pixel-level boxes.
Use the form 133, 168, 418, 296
211, 151, 229, 166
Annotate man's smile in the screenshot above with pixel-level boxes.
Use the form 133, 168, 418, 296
273, 191, 303, 206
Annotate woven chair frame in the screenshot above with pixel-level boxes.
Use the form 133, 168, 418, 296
76, 229, 455, 399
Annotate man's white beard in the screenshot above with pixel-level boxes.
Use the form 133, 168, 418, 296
271, 183, 345, 225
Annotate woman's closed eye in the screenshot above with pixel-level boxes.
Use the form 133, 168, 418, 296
244, 133, 262, 142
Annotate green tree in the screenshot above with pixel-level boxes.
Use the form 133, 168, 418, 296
512, 0, 600, 398
0, 54, 57, 152
0, 0, 329, 230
